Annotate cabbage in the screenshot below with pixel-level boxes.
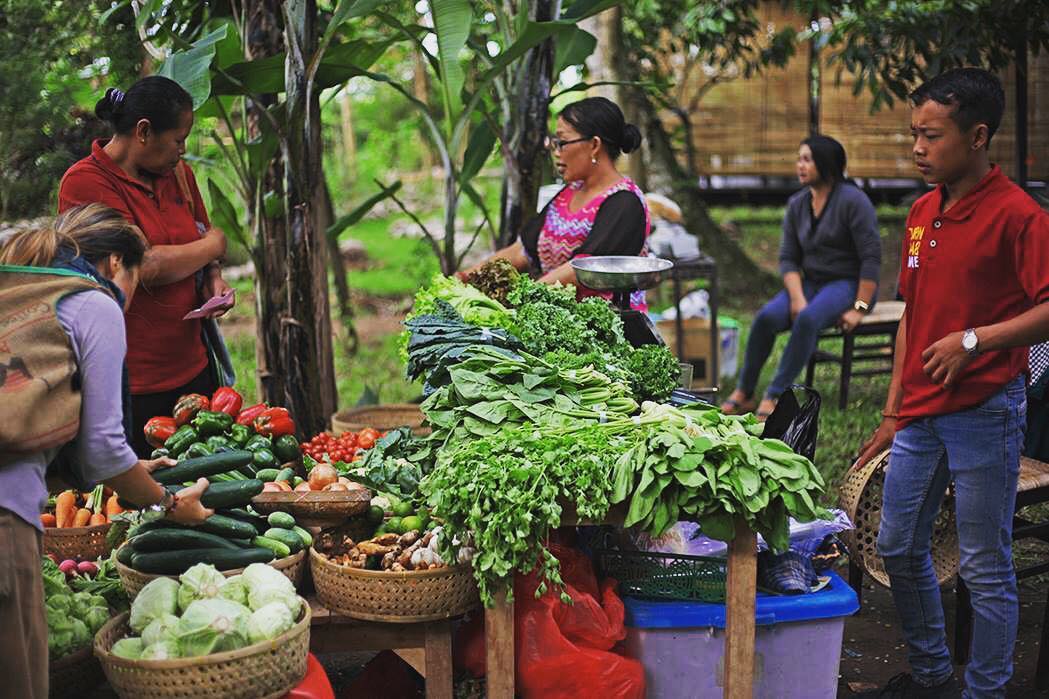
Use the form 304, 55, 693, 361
72, 591, 107, 617
178, 563, 228, 612
176, 598, 251, 657
46, 606, 91, 659
140, 640, 180, 660
130, 577, 179, 633
83, 605, 110, 635
218, 575, 249, 606
141, 612, 180, 647
111, 637, 145, 660
246, 602, 294, 644
240, 563, 298, 615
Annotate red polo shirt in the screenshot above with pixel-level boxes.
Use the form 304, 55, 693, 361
58, 140, 210, 394
897, 165, 1049, 427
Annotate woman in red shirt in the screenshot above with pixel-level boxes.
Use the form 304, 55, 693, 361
59, 76, 233, 456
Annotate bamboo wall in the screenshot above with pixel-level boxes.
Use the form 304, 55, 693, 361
675, 3, 1049, 181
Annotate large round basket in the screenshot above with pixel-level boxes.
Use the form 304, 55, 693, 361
44, 522, 113, 562
94, 604, 310, 699
331, 404, 429, 436
310, 547, 478, 623
115, 548, 306, 599
49, 644, 106, 699
251, 490, 371, 528
839, 448, 959, 587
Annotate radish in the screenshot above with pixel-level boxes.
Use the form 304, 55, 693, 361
77, 560, 98, 576
58, 559, 78, 577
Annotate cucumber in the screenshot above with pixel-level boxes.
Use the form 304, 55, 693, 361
130, 547, 275, 574
256, 468, 281, 483
253, 536, 291, 558
292, 525, 313, 548
267, 511, 296, 530
116, 544, 136, 567
166, 479, 264, 509
197, 514, 259, 540
152, 451, 255, 486
129, 528, 241, 553
219, 508, 269, 533
264, 527, 303, 553
274, 467, 296, 483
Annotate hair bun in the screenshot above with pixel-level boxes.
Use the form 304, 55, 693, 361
95, 87, 125, 122
620, 123, 642, 154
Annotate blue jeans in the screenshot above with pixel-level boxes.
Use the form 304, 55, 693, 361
877, 376, 1027, 698
737, 278, 859, 398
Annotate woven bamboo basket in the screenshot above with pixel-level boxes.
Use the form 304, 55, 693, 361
310, 546, 479, 623
49, 644, 106, 699
116, 548, 306, 599
331, 404, 430, 436
44, 522, 113, 562
839, 448, 960, 587
251, 490, 371, 528
94, 604, 310, 699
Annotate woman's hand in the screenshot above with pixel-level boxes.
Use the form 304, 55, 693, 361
839, 309, 864, 334
789, 296, 808, 322
167, 478, 214, 525
202, 268, 235, 318
143, 456, 177, 474
852, 417, 896, 471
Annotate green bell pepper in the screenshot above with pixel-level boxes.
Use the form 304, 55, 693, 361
163, 425, 198, 456
272, 434, 301, 463
149, 447, 170, 459
184, 442, 214, 459
191, 410, 234, 438
244, 435, 273, 453
228, 424, 252, 447
206, 435, 234, 452
251, 448, 279, 470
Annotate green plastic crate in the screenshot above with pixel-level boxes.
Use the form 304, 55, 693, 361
595, 548, 727, 603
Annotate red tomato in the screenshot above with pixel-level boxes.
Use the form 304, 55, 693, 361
359, 428, 380, 442
357, 434, 376, 450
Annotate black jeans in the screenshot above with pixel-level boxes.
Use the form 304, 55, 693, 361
130, 367, 216, 458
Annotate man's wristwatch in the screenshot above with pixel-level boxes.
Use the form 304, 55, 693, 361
142, 491, 179, 523
852, 299, 870, 314
962, 328, 980, 356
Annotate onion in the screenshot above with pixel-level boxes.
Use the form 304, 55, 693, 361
323, 482, 349, 491
77, 560, 98, 576
58, 559, 78, 577
262, 481, 285, 493
308, 464, 339, 491
294, 481, 312, 493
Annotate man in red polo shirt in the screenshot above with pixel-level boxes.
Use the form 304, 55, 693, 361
855, 68, 1049, 698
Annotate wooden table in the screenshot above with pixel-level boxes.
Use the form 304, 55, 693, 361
309, 598, 456, 699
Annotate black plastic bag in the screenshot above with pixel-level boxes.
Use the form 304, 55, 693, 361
761, 385, 821, 461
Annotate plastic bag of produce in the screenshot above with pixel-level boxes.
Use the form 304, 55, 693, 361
176, 598, 252, 656
111, 637, 145, 660
455, 543, 644, 699
246, 601, 294, 644
218, 575, 250, 606
178, 563, 228, 612
130, 577, 179, 633
141, 613, 181, 647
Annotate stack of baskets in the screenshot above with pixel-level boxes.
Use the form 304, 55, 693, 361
309, 547, 478, 623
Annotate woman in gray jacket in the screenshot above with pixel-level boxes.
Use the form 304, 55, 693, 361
721, 135, 881, 419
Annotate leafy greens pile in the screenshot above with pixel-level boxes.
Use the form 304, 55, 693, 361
43, 557, 111, 659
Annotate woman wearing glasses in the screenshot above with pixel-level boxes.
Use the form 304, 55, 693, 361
462, 97, 651, 307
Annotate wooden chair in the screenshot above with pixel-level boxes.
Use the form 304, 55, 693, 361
804, 300, 905, 409
953, 456, 1049, 689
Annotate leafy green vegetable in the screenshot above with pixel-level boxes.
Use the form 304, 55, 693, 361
465, 258, 519, 305
624, 345, 679, 402
246, 601, 294, 643
176, 598, 252, 657
129, 577, 179, 633
141, 613, 180, 648
111, 637, 145, 660
178, 562, 228, 612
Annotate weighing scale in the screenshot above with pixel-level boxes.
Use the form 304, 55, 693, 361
570, 256, 672, 348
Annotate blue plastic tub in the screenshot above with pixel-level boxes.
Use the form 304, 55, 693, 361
622, 570, 859, 698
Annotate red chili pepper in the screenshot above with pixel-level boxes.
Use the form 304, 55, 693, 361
236, 403, 269, 427
143, 416, 177, 448
211, 387, 244, 418
173, 393, 210, 427
253, 407, 296, 438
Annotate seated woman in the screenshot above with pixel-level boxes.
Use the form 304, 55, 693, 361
0, 204, 211, 698
721, 135, 881, 419
461, 96, 651, 308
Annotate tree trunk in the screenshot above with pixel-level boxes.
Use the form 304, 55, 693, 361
497, 0, 560, 248
322, 177, 358, 354
279, 0, 336, 436
245, 0, 289, 406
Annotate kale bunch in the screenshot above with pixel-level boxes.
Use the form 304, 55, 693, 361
624, 344, 679, 402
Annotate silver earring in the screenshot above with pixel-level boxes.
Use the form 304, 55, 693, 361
591, 157, 597, 165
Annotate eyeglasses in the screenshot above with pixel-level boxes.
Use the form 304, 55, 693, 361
545, 136, 590, 152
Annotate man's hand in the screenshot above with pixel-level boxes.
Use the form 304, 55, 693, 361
201, 268, 235, 318
790, 297, 808, 322
839, 309, 864, 334
853, 417, 897, 471
202, 226, 228, 260
143, 456, 177, 474
921, 331, 973, 387
168, 478, 214, 525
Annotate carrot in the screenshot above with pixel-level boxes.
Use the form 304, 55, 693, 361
73, 507, 91, 527
89, 512, 107, 526
105, 494, 124, 519
55, 490, 77, 528
40, 513, 57, 528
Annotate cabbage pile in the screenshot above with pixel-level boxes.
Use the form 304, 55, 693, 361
112, 563, 301, 660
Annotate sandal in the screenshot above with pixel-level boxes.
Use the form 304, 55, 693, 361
755, 398, 779, 422
720, 395, 757, 415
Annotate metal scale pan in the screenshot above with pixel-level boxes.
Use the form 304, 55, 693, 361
570, 256, 673, 347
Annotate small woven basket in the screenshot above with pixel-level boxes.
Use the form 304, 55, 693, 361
331, 404, 430, 436
94, 604, 310, 699
116, 548, 306, 599
251, 490, 371, 528
310, 547, 478, 623
44, 522, 113, 562
839, 448, 960, 587
49, 644, 106, 699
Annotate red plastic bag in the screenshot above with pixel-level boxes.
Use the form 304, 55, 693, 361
455, 543, 645, 699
